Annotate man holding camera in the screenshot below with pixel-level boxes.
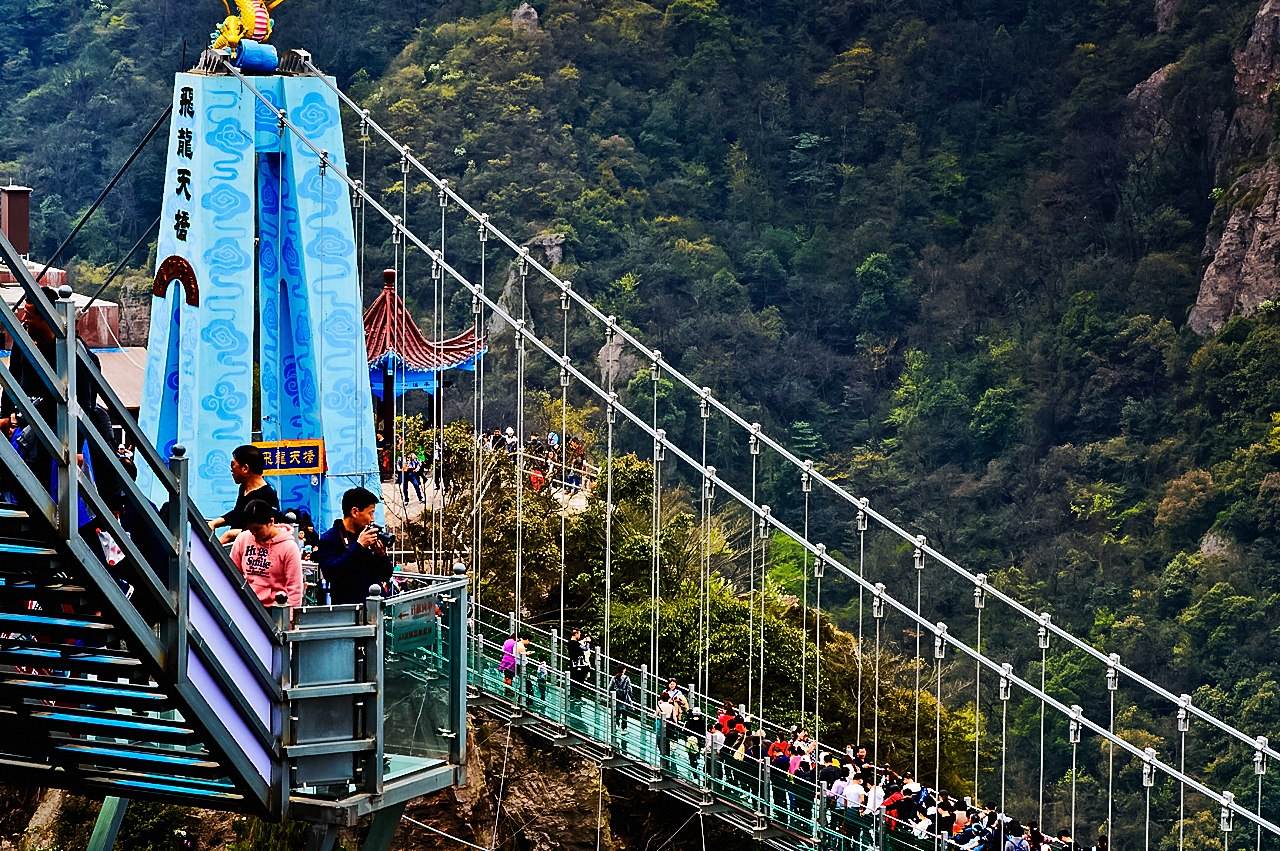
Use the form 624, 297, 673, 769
315, 486, 394, 604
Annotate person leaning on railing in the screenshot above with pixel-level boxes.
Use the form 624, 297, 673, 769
229, 499, 302, 608
315, 486, 393, 605
208, 444, 279, 545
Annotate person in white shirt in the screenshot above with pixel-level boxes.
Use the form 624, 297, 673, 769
863, 780, 885, 817
842, 775, 867, 811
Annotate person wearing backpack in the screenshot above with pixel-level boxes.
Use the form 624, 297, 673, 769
1005, 822, 1031, 851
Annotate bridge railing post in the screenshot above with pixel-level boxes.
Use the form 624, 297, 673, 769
363, 584, 386, 795
550, 627, 559, 678
449, 563, 468, 771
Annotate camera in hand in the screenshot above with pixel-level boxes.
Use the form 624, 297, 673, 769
368, 524, 395, 548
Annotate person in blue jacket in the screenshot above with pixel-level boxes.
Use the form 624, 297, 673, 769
315, 486, 393, 604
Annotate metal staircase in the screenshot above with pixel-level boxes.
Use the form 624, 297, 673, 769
0, 230, 284, 813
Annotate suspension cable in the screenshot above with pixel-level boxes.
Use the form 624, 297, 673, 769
999, 662, 1010, 818
1179, 702, 1189, 851
1108, 653, 1118, 837
602, 338, 616, 666
698, 391, 710, 702
79, 213, 161, 315
974, 576, 985, 801
473, 216, 488, 605
914, 535, 925, 780
558, 278, 569, 649
436, 179, 447, 568
747, 426, 758, 720
236, 71, 1280, 831
856, 507, 866, 742
872, 582, 883, 786
934, 626, 945, 851
1070, 708, 1080, 847
1038, 613, 1050, 827
757, 505, 768, 724
514, 261, 526, 637
27, 104, 173, 294
800, 464, 811, 723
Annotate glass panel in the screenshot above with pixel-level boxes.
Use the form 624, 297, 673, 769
383, 588, 454, 775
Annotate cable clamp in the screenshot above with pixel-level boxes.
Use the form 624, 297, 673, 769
318, 149, 329, 176
606, 391, 618, 425
478, 213, 490, 242
1106, 652, 1119, 691
351, 179, 364, 209
276, 108, 288, 134
1256, 736, 1269, 776
1068, 705, 1082, 744
871, 583, 885, 619
933, 623, 947, 659
560, 281, 571, 312
431, 258, 442, 280
703, 467, 717, 501
358, 109, 370, 139
1142, 747, 1156, 787
801, 459, 813, 493
857, 497, 869, 531
1177, 694, 1191, 732
999, 662, 1011, 701
439, 179, 449, 207
650, 350, 662, 383
654, 429, 666, 463
560, 356, 571, 387
518, 247, 529, 277
973, 574, 987, 610
758, 505, 770, 536
400, 145, 412, 175
749, 422, 761, 456
813, 543, 826, 579
471, 294, 481, 315
1221, 790, 1235, 833
1037, 612, 1051, 649
699, 387, 711, 419
604, 315, 617, 344
392, 215, 403, 245
913, 535, 926, 570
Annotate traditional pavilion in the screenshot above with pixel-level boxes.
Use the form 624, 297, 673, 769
363, 268, 485, 472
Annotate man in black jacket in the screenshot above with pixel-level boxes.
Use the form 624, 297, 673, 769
315, 486, 393, 604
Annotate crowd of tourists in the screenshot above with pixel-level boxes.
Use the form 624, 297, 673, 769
482, 426, 593, 494
490, 621, 1099, 851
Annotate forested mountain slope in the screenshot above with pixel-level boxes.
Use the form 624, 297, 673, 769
1, 0, 1278, 844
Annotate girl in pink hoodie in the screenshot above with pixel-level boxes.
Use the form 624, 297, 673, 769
230, 499, 303, 607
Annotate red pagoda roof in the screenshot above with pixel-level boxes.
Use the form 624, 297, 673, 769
363, 271, 484, 371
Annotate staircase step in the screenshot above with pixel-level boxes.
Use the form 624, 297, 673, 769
0, 674, 167, 708
79, 770, 245, 803
0, 612, 114, 638
0, 580, 90, 599
54, 742, 223, 778
25, 706, 198, 743
0, 643, 144, 674
0, 541, 58, 559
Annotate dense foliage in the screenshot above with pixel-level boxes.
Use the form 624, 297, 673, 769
2, 0, 1279, 845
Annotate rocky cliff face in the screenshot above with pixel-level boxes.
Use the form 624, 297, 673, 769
401, 715, 615, 851
1188, 0, 1280, 333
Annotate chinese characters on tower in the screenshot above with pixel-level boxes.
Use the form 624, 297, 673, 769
172, 86, 195, 241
